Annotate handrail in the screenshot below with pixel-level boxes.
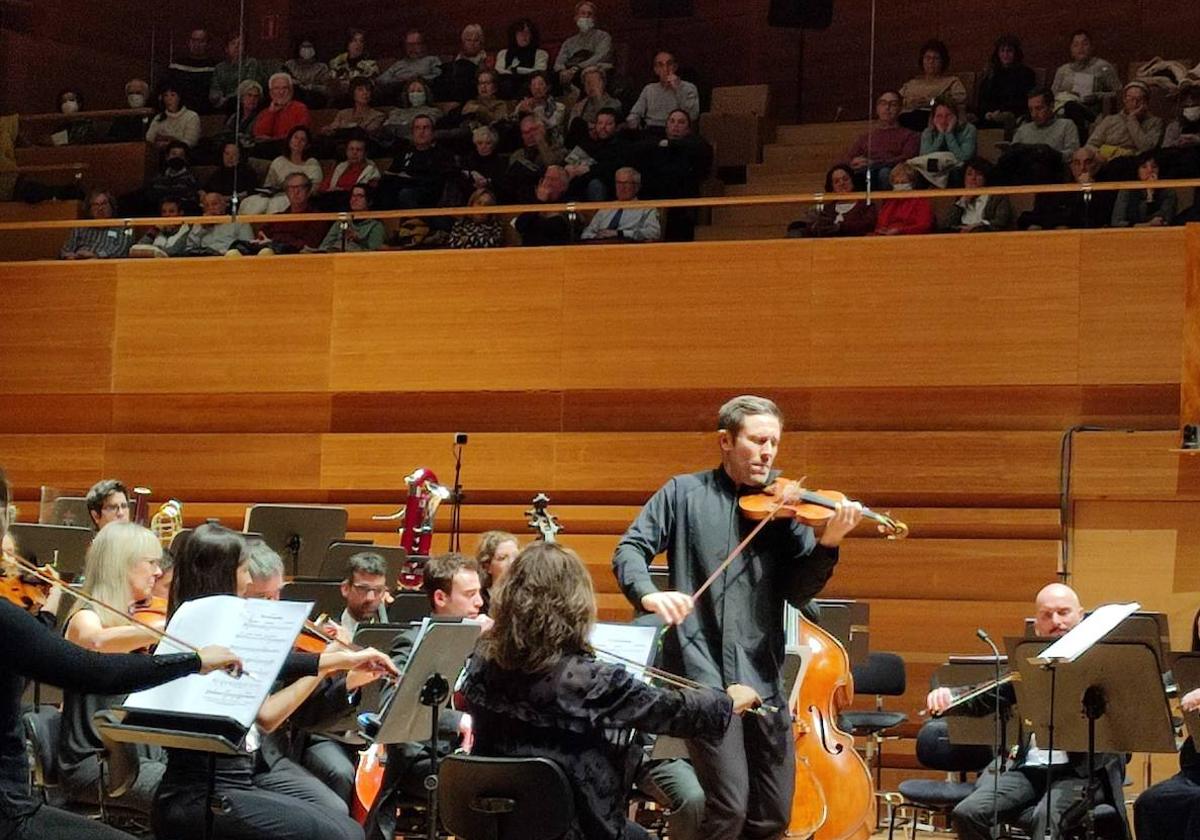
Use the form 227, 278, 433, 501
9, 162, 90, 174
0, 177, 1198, 233
14, 108, 155, 124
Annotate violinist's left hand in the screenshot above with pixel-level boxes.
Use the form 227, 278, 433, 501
818, 501, 864, 547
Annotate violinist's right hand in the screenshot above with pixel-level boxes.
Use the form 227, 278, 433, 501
197, 645, 245, 677
726, 683, 763, 715
926, 687, 954, 715
641, 591, 694, 625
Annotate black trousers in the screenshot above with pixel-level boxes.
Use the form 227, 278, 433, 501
1, 803, 136, 840
1135, 772, 1200, 840
686, 702, 794, 840
301, 737, 358, 805
953, 765, 1094, 840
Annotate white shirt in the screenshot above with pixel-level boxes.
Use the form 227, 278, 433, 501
1023, 734, 1069, 767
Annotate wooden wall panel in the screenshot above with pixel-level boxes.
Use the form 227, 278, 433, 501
112, 258, 336, 393
0, 263, 118, 394
103, 434, 323, 491
1070, 431, 1200, 501
1185, 224, 1200, 424
0, 435, 107, 490
329, 250, 568, 393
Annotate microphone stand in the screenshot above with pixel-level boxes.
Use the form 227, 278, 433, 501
448, 435, 466, 553
977, 628, 1003, 840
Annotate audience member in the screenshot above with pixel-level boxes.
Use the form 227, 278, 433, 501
60, 190, 132, 259
378, 114, 456, 208
107, 78, 153, 142
242, 125, 323, 215
1011, 89, 1080, 162
1017, 146, 1113, 230
516, 71, 566, 140
131, 197, 193, 257
569, 107, 631, 200
555, 1, 614, 90
566, 65, 623, 144
943, 157, 1014, 231
1111, 150, 1177, 227
320, 78, 386, 139
144, 141, 201, 213
203, 141, 259, 201
285, 39, 331, 108
873, 163, 934, 235
328, 28, 381, 104
496, 18, 549, 99
792, 164, 876, 237
917, 100, 977, 186
845, 90, 919, 189
638, 109, 712, 241
165, 28, 216, 114
503, 115, 567, 201
253, 72, 312, 144
1161, 84, 1200, 178
515, 166, 578, 245
1051, 29, 1121, 123
441, 24, 493, 104
459, 126, 506, 195
977, 34, 1036, 136
377, 30, 442, 100
55, 88, 95, 144
628, 51, 700, 131
457, 23, 491, 67
1085, 81, 1164, 171
380, 80, 442, 145
448, 188, 506, 249
461, 69, 513, 130
187, 191, 254, 255
145, 83, 201, 149
256, 173, 329, 253
899, 40, 968, 130
317, 134, 381, 206
210, 34, 263, 113
581, 167, 661, 242
320, 185, 385, 252
223, 79, 264, 148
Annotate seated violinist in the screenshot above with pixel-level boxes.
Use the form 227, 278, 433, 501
926, 583, 1128, 840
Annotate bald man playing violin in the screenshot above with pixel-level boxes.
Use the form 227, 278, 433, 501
613, 394, 862, 840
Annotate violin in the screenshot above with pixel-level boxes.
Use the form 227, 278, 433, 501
738, 477, 909, 539
130, 595, 168, 624
294, 616, 351, 654
0, 560, 60, 613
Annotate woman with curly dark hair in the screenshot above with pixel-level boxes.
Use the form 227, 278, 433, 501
461, 541, 761, 840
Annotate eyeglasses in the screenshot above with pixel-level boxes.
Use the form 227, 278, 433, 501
350, 583, 388, 597
102, 502, 130, 512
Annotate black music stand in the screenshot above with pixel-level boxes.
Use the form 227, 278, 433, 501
814, 598, 870, 666
244, 505, 348, 578
353, 624, 409, 712
386, 592, 431, 624
935, 659, 1018, 755
1008, 638, 1176, 840
8, 522, 93, 578
280, 579, 346, 621
1172, 653, 1200, 741
320, 542, 408, 584
38, 495, 91, 529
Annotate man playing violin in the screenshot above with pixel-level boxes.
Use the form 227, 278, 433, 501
612, 394, 862, 840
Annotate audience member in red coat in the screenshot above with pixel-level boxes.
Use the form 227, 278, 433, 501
253, 73, 312, 141
256, 172, 328, 253
874, 163, 934, 236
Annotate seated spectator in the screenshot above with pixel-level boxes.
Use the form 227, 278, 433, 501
502, 115, 567, 202
462, 70, 513, 131
378, 30, 443, 102
977, 34, 1036, 136
943, 157, 1013, 232
899, 40, 968, 130
448, 188, 505, 248
496, 19, 549, 99
917, 100, 977, 186
255, 173, 329, 253
1086, 81, 1163, 170
61, 190, 132, 259
54, 88, 95, 144
165, 28, 215, 114
253, 73, 312, 145
637, 109, 713, 241
1018, 146, 1114, 230
381, 80, 443, 145
242, 125, 323, 215
210, 34, 263, 113
320, 185, 385, 252
317, 133, 381, 205
285, 39, 331, 108
1111, 151, 1177, 227
441, 24, 494, 104
456, 23, 491, 68
581, 167, 661, 242
144, 141, 201, 213
568, 108, 632, 200
222, 80, 263, 148
1161, 83, 1200, 178
124, 78, 150, 111
555, 1, 614, 91
145, 82, 201, 150
627, 52, 700, 132
107, 78, 153, 142
873, 163, 934, 235
1051, 30, 1121, 123
516, 71, 566, 141
320, 78, 386, 139
459, 126, 507, 196
791, 164, 876, 238
328, 29, 381, 105
566, 65, 622, 144
203, 141, 260, 201
130, 197, 192, 257
1011, 89, 1080, 163
845, 90, 919, 189
515, 166, 578, 245
186, 191, 254, 255
377, 115, 456, 209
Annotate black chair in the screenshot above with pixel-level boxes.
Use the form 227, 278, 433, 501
22, 704, 64, 805
893, 718, 995, 839
838, 650, 909, 822
438, 755, 574, 840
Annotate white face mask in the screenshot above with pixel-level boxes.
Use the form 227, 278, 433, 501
127, 93, 146, 109
891, 181, 913, 191
1184, 106, 1200, 122
408, 91, 427, 107
576, 17, 595, 32
61, 99, 80, 115
299, 46, 316, 61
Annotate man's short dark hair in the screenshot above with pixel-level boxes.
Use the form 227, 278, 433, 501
346, 550, 388, 581
595, 107, 620, 121
717, 395, 782, 436
1027, 88, 1053, 110
85, 479, 128, 517
422, 552, 481, 606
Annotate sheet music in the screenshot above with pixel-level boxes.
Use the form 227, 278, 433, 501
590, 623, 659, 682
123, 595, 311, 730
1031, 602, 1140, 664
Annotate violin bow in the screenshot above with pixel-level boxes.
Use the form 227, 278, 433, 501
592, 644, 778, 715
690, 495, 789, 602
